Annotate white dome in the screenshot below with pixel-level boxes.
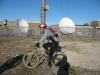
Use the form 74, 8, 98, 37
59, 17, 75, 34
16, 19, 29, 33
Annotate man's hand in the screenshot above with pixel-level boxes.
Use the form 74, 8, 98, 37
35, 43, 40, 50
35, 43, 40, 48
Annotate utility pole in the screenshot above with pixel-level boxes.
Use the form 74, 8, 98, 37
41, 0, 49, 25
41, 0, 45, 25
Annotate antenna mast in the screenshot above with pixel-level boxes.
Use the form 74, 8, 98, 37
41, 0, 45, 25
41, 0, 49, 25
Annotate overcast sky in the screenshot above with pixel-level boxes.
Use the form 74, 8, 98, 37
0, 0, 100, 25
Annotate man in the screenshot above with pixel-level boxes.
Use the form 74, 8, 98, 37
35, 24, 59, 66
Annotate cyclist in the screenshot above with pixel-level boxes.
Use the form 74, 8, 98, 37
35, 24, 59, 67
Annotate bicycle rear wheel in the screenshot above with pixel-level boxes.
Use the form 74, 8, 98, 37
23, 52, 39, 69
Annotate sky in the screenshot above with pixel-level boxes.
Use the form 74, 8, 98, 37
0, 0, 100, 25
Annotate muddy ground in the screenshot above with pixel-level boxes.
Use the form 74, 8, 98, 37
0, 37, 100, 75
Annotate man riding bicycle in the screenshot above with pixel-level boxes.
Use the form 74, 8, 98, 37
35, 24, 59, 67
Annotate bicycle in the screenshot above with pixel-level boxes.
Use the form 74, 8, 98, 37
23, 46, 66, 69
23, 47, 48, 69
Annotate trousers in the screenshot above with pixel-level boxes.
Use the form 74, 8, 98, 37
43, 42, 55, 65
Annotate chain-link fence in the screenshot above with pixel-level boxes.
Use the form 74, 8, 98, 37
0, 27, 40, 37
0, 26, 100, 38
59, 27, 100, 38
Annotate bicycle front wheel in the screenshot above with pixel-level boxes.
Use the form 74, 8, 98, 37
23, 52, 39, 69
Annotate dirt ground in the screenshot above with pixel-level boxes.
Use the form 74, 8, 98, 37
0, 37, 100, 75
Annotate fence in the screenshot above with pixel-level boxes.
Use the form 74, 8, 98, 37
59, 27, 100, 38
0, 26, 100, 38
0, 26, 40, 37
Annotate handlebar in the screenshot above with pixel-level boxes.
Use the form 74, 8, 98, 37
35, 47, 40, 51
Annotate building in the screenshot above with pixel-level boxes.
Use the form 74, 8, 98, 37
91, 21, 100, 28
0, 21, 40, 28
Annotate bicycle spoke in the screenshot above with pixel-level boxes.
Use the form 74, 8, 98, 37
27, 54, 34, 67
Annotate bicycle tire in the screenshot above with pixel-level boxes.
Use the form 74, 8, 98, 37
23, 52, 39, 69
